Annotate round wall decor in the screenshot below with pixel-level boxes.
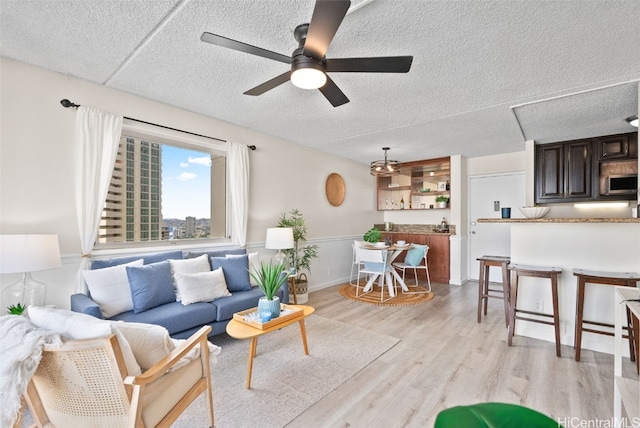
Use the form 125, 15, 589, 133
325, 173, 345, 207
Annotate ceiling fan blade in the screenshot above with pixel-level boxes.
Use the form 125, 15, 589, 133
244, 71, 292, 96
201, 32, 292, 64
326, 56, 413, 73
303, 0, 351, 59
319, 76, 349, 107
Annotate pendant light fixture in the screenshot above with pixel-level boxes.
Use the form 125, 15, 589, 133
625, 115, 638, 127
370, 147, 401, 176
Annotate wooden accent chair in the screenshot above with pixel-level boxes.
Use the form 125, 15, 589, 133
24, 326, 214, 428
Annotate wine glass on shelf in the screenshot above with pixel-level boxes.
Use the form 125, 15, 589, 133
385, 199, 390, 210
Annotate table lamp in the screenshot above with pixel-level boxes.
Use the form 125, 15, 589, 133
0, 234, 61, 309
265, 227, 294, 270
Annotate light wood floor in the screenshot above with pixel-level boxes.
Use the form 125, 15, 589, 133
287, 281, 636, 427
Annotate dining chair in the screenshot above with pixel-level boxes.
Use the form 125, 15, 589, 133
356, 247, 395, 302
350, 240, 366, 285
392, 244, 431, 293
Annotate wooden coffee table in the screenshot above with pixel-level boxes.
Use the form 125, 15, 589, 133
226, 304, 315, 389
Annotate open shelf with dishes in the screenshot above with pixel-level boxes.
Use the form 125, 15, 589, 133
376, 157, 450, 210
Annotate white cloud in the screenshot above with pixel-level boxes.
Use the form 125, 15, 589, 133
188, 156, 211, 167
180, 162, 189, 168
176, 172, 197, 181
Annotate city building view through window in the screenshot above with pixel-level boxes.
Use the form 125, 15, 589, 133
98, 134, 224, 244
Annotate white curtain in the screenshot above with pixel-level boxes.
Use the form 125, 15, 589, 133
74, 107, 123, 293
228, 141, 249, 247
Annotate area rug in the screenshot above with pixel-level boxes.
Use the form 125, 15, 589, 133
339, 283, 434, 306
171, 314, 400, 428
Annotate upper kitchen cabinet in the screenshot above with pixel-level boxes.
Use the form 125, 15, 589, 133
535, 132, 638, 204
535, 139, 593, 203
376, 157, 450, 211
598, 133, 638, 160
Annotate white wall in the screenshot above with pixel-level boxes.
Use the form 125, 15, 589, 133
0, 57, 383, 309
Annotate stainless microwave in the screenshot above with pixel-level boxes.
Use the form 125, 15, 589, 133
607, 174, 638, 195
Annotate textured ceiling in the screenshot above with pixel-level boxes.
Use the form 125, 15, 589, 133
1, 0, 638, 165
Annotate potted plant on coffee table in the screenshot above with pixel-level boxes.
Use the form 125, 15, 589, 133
249, 261, 289, 320
277, 209, 319, 303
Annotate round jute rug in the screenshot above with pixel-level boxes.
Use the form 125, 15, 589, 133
338, 283, 434, 306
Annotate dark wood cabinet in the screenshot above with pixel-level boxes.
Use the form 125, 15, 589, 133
382, 232, 450, 284
535, 139, 593, 203
535, 132, 637, 204
599, 134, 630, 160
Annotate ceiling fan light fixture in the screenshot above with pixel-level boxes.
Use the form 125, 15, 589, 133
370, 147, 401, 176
291, 65, 326, 90
626, 115, 638, 127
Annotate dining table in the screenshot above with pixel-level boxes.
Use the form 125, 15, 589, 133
360, 242, 414, 297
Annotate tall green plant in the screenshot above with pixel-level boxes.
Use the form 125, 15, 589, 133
249, 261, 289, 300
277, 209, 318, 278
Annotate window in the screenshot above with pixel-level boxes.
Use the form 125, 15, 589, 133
97, 122, 228, 247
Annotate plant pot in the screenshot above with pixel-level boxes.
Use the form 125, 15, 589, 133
258, 296, 281, 319
288, 273, 309, 304
437, 202, 448, 209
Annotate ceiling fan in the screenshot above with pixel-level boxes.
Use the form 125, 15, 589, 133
200, 0, 413, 107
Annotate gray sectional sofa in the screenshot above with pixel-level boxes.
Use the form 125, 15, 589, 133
71, 249, 289, 339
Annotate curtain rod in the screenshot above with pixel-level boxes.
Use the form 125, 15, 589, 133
60, 99, 256, 151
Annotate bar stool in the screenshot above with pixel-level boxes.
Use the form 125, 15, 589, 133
476, 255, 511, 326
573, 269, 640, 362
507, 264, 563, 357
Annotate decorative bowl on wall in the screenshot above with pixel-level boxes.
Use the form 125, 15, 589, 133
519, 206, 550, 218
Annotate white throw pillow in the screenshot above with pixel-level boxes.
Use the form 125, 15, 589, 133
169, 254, 211, 300
243, 252, 260, 286
110, 321, 176, 371
27, 306, 141, 376
82, 259, 144, 317
174, 268, 231, 305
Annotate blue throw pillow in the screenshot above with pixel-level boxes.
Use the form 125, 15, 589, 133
404, 244, 428, 266
210, 254, 251, 292
126, 261, 176, 313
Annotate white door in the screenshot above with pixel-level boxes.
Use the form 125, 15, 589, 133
468, 172, 526, 282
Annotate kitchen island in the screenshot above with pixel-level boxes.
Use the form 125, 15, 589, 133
478, 217, 640, 356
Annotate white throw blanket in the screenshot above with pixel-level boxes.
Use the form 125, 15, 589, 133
0, 314, 61, 428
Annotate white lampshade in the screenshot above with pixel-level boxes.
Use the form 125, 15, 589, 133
1, 234, 61, 309
265, 228, 294, 250
0, 234, 61, 273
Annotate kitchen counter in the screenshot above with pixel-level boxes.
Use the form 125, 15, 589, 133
478, 217, 640, 223
497, 220, 640, 357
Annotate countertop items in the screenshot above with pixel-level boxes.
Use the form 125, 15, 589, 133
374, 223, 456, 235
477, 217, 640, 223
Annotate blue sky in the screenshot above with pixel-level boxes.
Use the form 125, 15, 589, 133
162, 145, 211, 219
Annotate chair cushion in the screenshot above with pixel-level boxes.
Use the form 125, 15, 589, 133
28, 306, 141, 376
210, 254, 251, 292
91, 250, 183, 270
110, 301, 217, 336
141, 359, 203, 428
174, 268, 231, 305
109, 321, 176, 371
82, 259, 143, 317
404, 244, 427, 266
184, 248, 246, 268
127, 261, 176, 313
